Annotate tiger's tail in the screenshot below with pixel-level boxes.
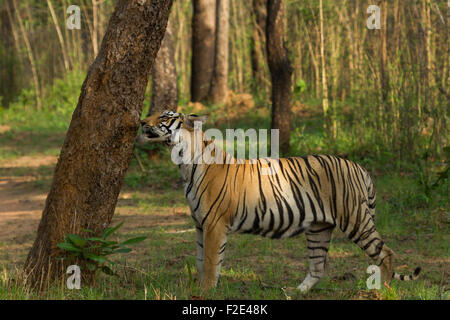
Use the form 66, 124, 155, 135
393, 267, 421, 281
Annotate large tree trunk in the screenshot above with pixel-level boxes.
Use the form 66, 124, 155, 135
148, 19, 178, 116
23, 0, 173, 289
208, 0, 230, 104
191, 0, 216, 102
266, 0, 292, 155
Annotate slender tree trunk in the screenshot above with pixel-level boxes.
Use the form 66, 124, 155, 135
46, 0, 70, 71
191, 0, 216, 102
98, 1, 105, 44
302, 18, 320, 99
337, 4, 354, 94
23, 0, 174, 289
422, 0, 431, 86
174, 0, 188, 100
62, 0, 73, 68
148, 19, 178, 115
81, 0, 95, 61
230, 0, 244, 92
266, 0, 293, 155
2, 1, 20, 107
12, 0, 41, 110
292, 14, 303, 87
251, 0, 267, 94
208, 0, 230, 104
379, 0, 391, 143
380, 0, 389, 104
92, 0, 99, 56
330, 21, 340, 139
234, 0, 247, 93
5, 0, 21, 57
319, 0, 330, 136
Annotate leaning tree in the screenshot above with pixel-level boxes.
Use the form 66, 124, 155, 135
24, 0, 173, 289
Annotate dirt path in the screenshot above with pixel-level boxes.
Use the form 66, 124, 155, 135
0, 156, 57, 243
0, 154, 190, 245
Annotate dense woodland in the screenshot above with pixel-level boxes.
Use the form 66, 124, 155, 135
1, 0, 448, 158
0, 0, 448, 299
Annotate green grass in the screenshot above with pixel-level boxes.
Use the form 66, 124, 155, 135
0, 94, 448, 300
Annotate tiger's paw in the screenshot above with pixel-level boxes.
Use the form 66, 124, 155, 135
297, 273, 320, 292
200, 278, 217, 290
297, 283, 310, 292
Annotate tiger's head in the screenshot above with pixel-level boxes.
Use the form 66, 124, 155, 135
138, 110, 207, 146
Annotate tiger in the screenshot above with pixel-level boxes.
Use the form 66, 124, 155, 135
138, 110, 421, 292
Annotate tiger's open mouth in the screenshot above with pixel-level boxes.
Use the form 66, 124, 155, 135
145, 130, 160, 139
138, 126, 172, 144
141, 125, 161, 139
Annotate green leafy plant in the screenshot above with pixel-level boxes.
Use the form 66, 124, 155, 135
293, 79, 307, 100
57, 221, 146, 276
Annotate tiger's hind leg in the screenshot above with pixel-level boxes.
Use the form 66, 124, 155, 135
344, 206, 394, 284
353, 229, 394, 284
297, 223, 335, 292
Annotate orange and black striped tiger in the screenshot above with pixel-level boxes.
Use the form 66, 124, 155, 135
139, 110, 421, 291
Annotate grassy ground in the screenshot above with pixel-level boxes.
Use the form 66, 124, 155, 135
0, 103, 448, 300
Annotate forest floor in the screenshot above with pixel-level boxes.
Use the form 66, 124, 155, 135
0, 108, 448, 300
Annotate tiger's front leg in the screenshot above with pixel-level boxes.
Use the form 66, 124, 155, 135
201, 223, 228, 289
195, 227, 204, 278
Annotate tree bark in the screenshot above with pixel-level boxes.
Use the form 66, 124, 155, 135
208, 0, 230, 104
191, 0, 216, 102
266, 0, 292, 155
148, 19, 178, 116
23, 0, 173, 289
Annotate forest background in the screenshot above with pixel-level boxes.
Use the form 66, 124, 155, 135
0, 0, 448, 299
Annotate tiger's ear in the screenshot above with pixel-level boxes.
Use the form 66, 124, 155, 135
182, 114, 208, 128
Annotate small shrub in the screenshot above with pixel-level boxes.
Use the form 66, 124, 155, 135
57, 222, 146, 276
